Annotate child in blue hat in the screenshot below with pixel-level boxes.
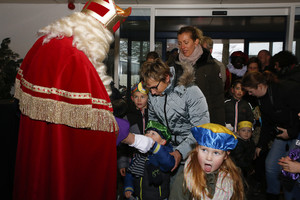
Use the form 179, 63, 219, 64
170, 123, 244, 200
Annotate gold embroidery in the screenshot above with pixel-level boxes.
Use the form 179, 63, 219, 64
17, 69, 112, 108
15, 78, 118, 133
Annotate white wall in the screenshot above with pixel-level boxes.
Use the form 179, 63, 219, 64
0, 3, 84, 58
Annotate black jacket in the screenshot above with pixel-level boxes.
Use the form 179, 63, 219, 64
224, 97, 254, 132
231, 137, 256, 177
174, 48, 225, 125
257, 81, 300, 150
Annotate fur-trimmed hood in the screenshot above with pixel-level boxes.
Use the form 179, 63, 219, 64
173, 61, 195, 87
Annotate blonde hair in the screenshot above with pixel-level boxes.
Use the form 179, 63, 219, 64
184, 146, 244, 200
177, 26, 204, 44
202, 36, 214, 51
38, 12, 114, 95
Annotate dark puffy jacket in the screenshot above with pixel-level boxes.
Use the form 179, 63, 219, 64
124, 143, 175, 200
175, 48, 225, 125
224, 97, 254, 132
230, 137, 256, 177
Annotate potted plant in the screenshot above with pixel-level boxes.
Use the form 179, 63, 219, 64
0, 38, 23, 200
0, 38, 23, 101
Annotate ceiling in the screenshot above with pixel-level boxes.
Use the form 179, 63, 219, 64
0, 0, 300, 4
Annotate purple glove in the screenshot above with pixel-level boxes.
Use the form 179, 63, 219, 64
115, 117, 130, 146
281, 148, 300, 180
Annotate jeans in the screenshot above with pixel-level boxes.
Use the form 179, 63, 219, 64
265, 138, 297, 199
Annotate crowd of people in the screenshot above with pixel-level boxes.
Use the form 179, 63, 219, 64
10, 0, 300, 199
115, 26, 300, 200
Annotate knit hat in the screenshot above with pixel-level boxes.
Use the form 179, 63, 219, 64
238, 121, 253, 131
131, 82, 149, 95
191, 123, 237, 151
145, 121, 171, 142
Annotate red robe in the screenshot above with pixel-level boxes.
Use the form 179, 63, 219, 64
13, 36, 118, 200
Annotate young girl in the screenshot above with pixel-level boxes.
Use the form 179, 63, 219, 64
224, 79, 254, 133
169, 123, 244, 200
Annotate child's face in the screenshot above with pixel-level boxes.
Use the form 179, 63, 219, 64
238, 127, 252, 140
197, 145, 228, 174
145, 130, 166, 145
231, 83, 244, 100
247, 62, 259, 72
131, 91, 148, 110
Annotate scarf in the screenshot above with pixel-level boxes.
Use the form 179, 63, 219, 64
206, 171, 219, 197
179, 44, 203, 66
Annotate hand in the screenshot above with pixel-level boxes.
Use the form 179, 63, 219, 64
254, 147, 262, 159
170, 150, 182, 172
276, 127, 289, 139
120, 168, 126, 176
278, 156, 300, 173
125, 191, 132, 199
129, 134, 154, 153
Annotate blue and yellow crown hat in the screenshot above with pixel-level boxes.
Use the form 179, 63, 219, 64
238, 121, 253, 131
145, 121, 171, 142
191, 123, 237, 151
131, 82, 149, 95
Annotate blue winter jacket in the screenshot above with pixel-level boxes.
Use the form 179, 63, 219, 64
124, 142, 175, 200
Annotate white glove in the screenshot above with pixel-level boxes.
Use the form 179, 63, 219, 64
225, 123, 234, 132
129, 134, 154, 153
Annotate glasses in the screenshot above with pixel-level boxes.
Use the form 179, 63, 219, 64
148, 81, 161, 91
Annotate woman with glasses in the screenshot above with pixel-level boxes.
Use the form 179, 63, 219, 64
140, 58, 210, 184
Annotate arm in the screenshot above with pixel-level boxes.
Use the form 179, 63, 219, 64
147, 96, 157, 121
122, 133, 154, 153
117, 144, 131, 176
280, 113, 300, 140
124, 172, 134, 199
115, 117, 130, 146
175, 86, 210, 160
257, 111, 275, 151
150, 143, 175, 172
278, 82, 300, 139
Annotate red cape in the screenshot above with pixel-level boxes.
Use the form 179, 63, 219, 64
13, 36, 118, 200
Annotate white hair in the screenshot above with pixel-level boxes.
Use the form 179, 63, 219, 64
38, 12, 114, 95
